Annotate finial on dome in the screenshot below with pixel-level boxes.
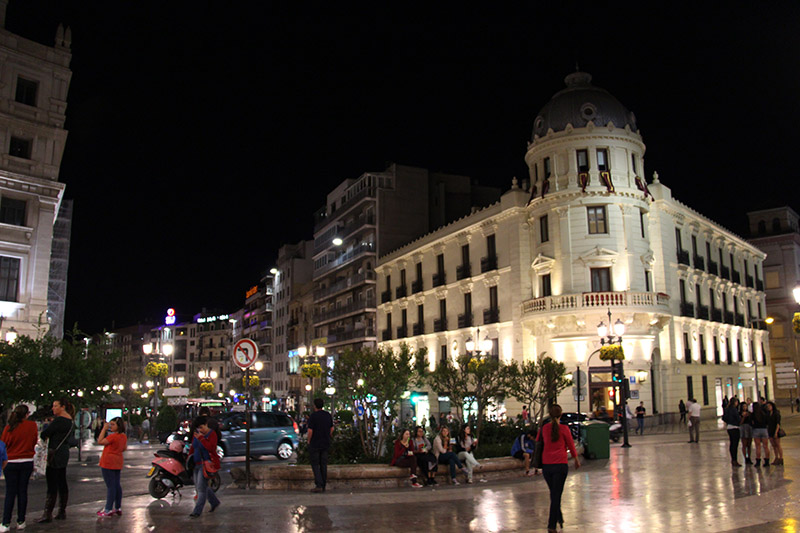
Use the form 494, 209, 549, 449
653, 171, 660, 184
511, 176, 519, 189
564, 71, 592, 87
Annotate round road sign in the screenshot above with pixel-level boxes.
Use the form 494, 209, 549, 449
233, 338, 259, 369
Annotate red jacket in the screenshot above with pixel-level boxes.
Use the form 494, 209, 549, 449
1, 420, 38, 461
390, 439, 413, 465
537, 422, 577, 465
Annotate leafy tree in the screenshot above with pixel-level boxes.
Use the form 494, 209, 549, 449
505, 359, 540, 425
414, 350, 468, 426
507, 354, 572, 425
330, 345, 421, 460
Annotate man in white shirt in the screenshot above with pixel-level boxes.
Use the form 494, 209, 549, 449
688, 399, 702, 443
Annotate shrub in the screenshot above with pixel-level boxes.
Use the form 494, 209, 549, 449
156, 405, 178, 433
296, 423, 392, 465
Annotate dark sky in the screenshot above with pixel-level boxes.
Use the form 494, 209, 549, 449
6, 2, 800, 333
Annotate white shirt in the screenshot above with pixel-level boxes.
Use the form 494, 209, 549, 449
688, 402, 701, 418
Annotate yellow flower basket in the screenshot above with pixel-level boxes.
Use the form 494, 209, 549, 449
145, 362, 169, 378
467, 357, 486, 373
301, 363, 323, 379
242, 375, 260, 388
199, 382, 214, 394
599, 345, 625, 361
793, 313, 800, 335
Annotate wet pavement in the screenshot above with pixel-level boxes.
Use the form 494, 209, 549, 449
14, 414, 800, 532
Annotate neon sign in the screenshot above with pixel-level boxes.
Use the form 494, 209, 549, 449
165, 308, 176, 325
245, 286, 258, 298
197, 314, 230, 324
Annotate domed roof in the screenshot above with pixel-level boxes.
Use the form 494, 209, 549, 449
532, 72, 637, 140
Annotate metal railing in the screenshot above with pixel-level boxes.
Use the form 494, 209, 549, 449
313, 297, 376, 323
313, 271, 376, 302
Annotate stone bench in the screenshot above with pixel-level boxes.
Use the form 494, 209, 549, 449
230, 456, 527, 490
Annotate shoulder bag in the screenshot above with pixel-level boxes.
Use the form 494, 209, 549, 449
47, 424, 72, 467
778, 428, 786, 438
532, 431, 544, 470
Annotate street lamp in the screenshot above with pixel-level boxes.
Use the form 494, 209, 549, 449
747, 316, 773, 399
597, 308, 630, 448
465, 327, 493, 357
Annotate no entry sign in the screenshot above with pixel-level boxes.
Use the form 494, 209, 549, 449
233, 338, 259, 369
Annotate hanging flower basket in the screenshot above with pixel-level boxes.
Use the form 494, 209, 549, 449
242, 375, 260, 388
793, 313, 800, 335
467, 357, 486, 373
199, 382, 214, 394
599, 345, 625, 361
145, 362, 169, 378
301, 363, 323, 379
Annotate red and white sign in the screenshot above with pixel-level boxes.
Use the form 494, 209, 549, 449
233, 338, 259, 369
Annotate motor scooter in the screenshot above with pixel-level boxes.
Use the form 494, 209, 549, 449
147, 435, 221, 499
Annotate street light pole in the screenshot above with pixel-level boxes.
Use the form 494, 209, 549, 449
748, 316, 774, 400
597, 308, 630, 448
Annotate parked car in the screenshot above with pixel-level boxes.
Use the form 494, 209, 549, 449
540, 412, 588, 441
218, 411, 299, 460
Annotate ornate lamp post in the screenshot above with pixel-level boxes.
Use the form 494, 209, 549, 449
198, 369, 218, 398
597, 309, 630, 448
746, 316, 773, 399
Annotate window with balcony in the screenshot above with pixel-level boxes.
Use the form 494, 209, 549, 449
414, 304, 424, 336
596, 148, 609, 171
433, 254, 446, 287
644, 269, 652, 292
15, 78, 37, 106
541, 273, 552, 297
692, 236, 705, 270
587, 206, 607, 234
679, 280, 693, 317
413, 262, 423, 293
543, 157, 552, 180
577, 149, 589, 172
684, 333, 692, 364
699, 334, 707, 364
0, 257, 20, 302
458, 292, 472, 328
397, 309, 407, 338
382, 275, 392, 303
383, 312, 392, 341
590, 268, 611, 292
0, 198, 26, 227
540, 215, 549, 243
714, 337, 720, 364
433, 299, 447, 332
457, 245, 471, 280
484, 286, 499, 323
396, 269, 407, 299
481, 234, 497, 272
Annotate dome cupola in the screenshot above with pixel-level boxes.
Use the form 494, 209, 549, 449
532, 71, 637, 140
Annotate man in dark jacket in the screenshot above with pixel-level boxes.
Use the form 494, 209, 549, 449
306, 398, 334, 493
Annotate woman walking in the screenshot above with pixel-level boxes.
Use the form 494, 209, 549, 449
0, 405, 38, 531
723, 398, 741, 467
37, 398, 74, 523
390, 429, 423, 488
96, 417, 127, 517
188, 416, 221, 517
766, 402, 783, 465
750, 402, 770, 467
537, 404, 580, 533
457, 425, 480, 478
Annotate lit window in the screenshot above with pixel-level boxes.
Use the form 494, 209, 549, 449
0, 256, 20, 302
587, 206, 607, 234
596, 149, 609, 171
577, 149, 589, 172
590, 268, 611, 292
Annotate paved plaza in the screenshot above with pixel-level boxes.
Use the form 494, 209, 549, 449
9, 414, 800, 532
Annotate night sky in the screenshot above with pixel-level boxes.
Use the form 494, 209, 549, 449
6, 2, 800, 333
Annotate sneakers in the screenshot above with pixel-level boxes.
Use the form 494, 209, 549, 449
0, 524, 10, 532
96, 510, 113, 517
451, 478, 460, 485
411, 481, 423, 488
466, 478, 473, 484
112, 510, 122, 516
16, 522, 26, 530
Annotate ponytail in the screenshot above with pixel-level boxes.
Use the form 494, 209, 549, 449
549, 404, 563, 443
7, 405, 28, 432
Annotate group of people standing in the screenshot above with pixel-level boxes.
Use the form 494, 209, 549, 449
723, 396, 784, 467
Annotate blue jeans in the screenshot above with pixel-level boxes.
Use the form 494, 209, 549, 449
637, 418, 644, 434
542, 463, 568, 530
437, 452, 463, 479
3, 461, 33, 524
101, 468, 122, 512
192, 466, 219, 515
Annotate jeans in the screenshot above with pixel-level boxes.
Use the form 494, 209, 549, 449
101, 468, 122, 512
727, 429, 740, 462
309, 447, 329, 489
3, 461, 33, 524
192, 466, 219, 515
437, 452, 463, 479
457, 451, 480, 470
542, 463, 568, 530
689, 416, 700, 442
393, 456, 417, 477
636, 418, 644, 434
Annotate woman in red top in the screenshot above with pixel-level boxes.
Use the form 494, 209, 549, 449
96, 417, 127, 517
390, 429, 422, 488
538, 404, 580, 533
0, 405, 38, 530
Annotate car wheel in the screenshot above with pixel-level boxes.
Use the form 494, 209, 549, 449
149, 476, 169, 499
277, 441, 293, 460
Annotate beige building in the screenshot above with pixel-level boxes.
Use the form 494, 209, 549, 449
0, 5, 70, 339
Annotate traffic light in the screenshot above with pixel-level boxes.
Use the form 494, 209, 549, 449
608, 388, 615, 398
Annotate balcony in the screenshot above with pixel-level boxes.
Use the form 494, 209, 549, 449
483, 308, 500, 324
677, 249, 690, 266
680, 301, 695, 318
396, 326, 408, 338
412, 279, 423, 294
481, 255, 498, 273
458, 313, 473, 328
708, 260, 718, 276
313, 297, 376, 324
381, 329, 391, 342
693, 255, 705, 271
696, 304, 709, 320
724, 311, 734, 325
313, 271, 376, 302
326, 327, 375, 344
522, 291, 671, 317
756, 278, 764, 291
711, 307, 722, 322
395, 286, 407, 299
721, 265, 730, 279
745, 275, 754, 288
432, 272, 446, 288
457, 264, 472, 280
735, 313, 745, 326
413, 323, 425, 336
381, 290, 391, 304
314, 242, 376, 276
433, 318, 448, 332
732, 271, 741, 284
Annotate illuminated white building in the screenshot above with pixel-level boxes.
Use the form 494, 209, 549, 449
378, 72, 769, 420
0, 6, 70, 339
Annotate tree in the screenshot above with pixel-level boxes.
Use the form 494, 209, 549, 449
505, 359, 540, 426
330, 345, 422, 460
414, 350, 468, 426
506, 354, 572, 426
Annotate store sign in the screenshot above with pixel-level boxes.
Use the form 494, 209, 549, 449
197, 314, 230, 324
165, 308, 176, 325
246, 286, 258, 298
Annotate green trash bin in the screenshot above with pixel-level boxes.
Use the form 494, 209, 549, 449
581, 421, 610, 460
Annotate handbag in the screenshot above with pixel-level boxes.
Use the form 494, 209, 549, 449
778, 428, 786, 438
202, 457, 220, 479
532, 433, 544, 470
46, 422, 73, 467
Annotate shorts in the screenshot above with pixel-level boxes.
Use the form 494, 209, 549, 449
513, 450, 527, 460
739, 424, 752, 439
752, 427, 769, 439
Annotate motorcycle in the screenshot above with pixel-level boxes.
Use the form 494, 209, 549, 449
147, 434, 223, 499
608, 421, 622, 442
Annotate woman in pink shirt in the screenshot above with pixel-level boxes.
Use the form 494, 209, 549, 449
537, 404, 580, 533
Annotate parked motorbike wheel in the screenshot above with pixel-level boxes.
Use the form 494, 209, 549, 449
209, 473, 221, 492
149, 475, 170, 499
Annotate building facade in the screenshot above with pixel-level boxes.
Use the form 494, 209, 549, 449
378, 72, 769, 421
0, 7, 70, 339
748, 207, 800, 405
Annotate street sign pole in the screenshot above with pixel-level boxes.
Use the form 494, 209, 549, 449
576, 365, 581, 418
245, 366, 251, 490
232, 338, 259, 491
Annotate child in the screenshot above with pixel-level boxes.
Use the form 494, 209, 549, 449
96, 417, 127, 517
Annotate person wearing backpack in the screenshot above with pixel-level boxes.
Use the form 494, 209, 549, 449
723, 398, 741, 466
